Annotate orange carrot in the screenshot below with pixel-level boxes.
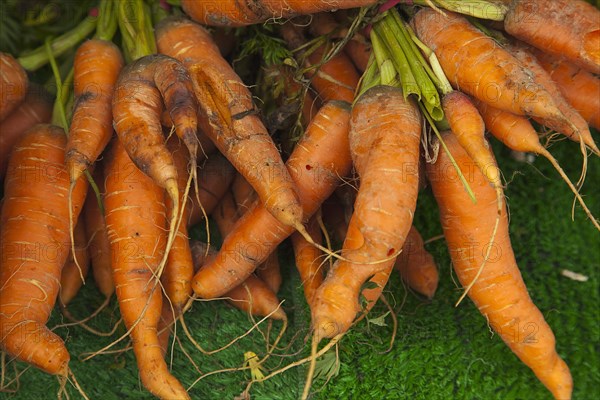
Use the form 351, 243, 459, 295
291, 217, 324, 308
66, 39, 123, 183
504, 0, 600, 74
393, 226, 438, 299
163, 137, 194, 312
427, 130, 572, 400
187, 153, 236, 227
59, 213, 90, 307
0, 85, 52, 180
256, 252, 282, 294
190, 241, 286, 320
412, 9, 569, 126
475, 100, 600, 231
508, 42, 599, 154
535, 51, 600, 131
156, 17, 304, 231
181, 0, 377, 27
0, 124, 87, 376
83, 167, 113, 299
192, 100, 352, 298
312, 85, 421, 340
231, 172, 257, 216
0, 52, 28, 121
104, 139, 189, 399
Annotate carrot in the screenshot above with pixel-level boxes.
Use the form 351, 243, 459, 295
0, 52, 28, 121
112, 53, 198, 280
187, 153, 236, 227
190, 241, 286, 320
0, 124, 87, 376
291, 217, 325, 308
508, 42, 599, 155
504, 0, 600, 74
311, 85, 422, 340
163, 137, 194, 313
192, 100, 352, 298
412, 9, 570, 127
156, 17, 305, 232
256, 252, 282, 294
180, 0, 377, 27
393, 226, 438, 299
83, 167, 113, 299
66, 39, 123, 183
534, 51, 600, 131
426, 130, 572, 400
475, 100, 600, 231
104, 139, 189, 399
321, 194, 349, 243
0, 84, 53, 180
59, 213, 90, 307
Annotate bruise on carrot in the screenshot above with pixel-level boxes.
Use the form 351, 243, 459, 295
291, 217, 325, 308
156, 17, 304, 230
0, 52, 28, 121
0, 84, 53, 180
412, 9, 567, 125
83, 167, 113, 299
535, 51, 600, 131
66, 39, 123, 183
312, 86, 422, 340
427, 131, 572, 400
180, 0, 378, 27
504, 0, 600, 74
190, 241, 286, 320
192, 100, 353, 299
0, 124, 87, 376
187, 152, 236, 227
59, 213, 90, 307
104, 139, 189, 400
508, 42, 599, 154
393, 226, 438, 299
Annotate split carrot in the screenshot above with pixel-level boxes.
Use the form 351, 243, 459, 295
156, 17, 305, 232
426, 130, 572, 400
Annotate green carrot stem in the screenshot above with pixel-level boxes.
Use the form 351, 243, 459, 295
355, 53, 381, 102
370, 30, 398, 86
18, 15, 97, 71
46, 40, 69, 132
384, 10, 442, 119
372, 20, 418, 100
118, 0, 157, 62
96, 0, 118, 41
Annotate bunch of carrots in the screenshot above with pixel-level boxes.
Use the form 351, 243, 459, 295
0, 0, 598, 398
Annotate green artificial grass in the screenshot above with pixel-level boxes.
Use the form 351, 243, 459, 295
2, 140, 599, 399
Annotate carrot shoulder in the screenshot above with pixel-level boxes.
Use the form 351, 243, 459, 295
104, 139, 189, 400
0, 124, 87, 375
427, 131, 572, 400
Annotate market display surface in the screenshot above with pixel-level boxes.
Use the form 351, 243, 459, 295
0, 1, 598, 399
